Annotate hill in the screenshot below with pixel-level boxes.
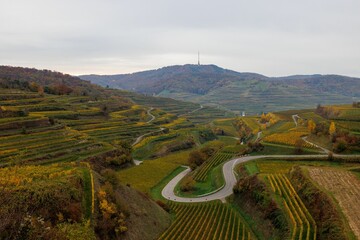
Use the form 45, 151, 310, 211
0, 66, 233, 239
80, 64, 360, 114
0, 65, 105, 97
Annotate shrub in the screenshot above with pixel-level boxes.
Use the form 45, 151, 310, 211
180, 176, 196, 192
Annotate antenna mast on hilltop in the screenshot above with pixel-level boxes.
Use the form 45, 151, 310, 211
198, 51, 200, 66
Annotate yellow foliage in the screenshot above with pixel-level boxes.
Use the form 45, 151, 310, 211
162, 117, 186, 128
329, 122, 336, 135
98, 190, 106, 199
99, 199, 116, 215
57, 212, 64, 222
0, 164, 81, 187
263, 131, 315, 148
307, 120, 316, 133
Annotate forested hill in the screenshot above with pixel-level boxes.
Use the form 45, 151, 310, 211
0, 65, 103, 96
80, 64, 267, 94
80, 64, 360, 114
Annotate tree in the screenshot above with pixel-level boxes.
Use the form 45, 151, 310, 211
260, 113, 266, 123
29, 81, 39, 92
333, 139, 347, 153
307, 120, 316, 133
294, 139, 303, 154
329, 122, 336, 136
188, 150, 207, 169
180, 176, 195, 192
101, 105, 109, 117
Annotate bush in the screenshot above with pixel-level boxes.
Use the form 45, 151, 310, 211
187, 142, 223, 170
245, 141, 264, 154
180, 176, 196, 192
198, 129, 217, 143
188, 150, 207, 169
333, 139, 347, 153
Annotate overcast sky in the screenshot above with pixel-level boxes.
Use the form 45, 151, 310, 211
1, 0, 360, 77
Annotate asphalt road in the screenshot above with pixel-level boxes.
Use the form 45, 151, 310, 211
146, 107, 155, 123
161, 153, 359, 203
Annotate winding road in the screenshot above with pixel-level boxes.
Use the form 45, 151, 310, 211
292, 114, 300, 126
292, 114, 331, 154
132, 107, 163, 165
256, 131, 262, 141
161, 114, 360, 203
162, 113, 357, 202
179, 105, 203, 117
132, 107, 163, 147
162, 153, 359, 203
302, 136, 331, 154
150, 111, 358, 203
146, 107, 155, 123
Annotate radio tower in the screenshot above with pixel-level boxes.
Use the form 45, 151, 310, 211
198, 51, 200, 66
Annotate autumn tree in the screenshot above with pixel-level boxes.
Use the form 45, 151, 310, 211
307, 120, 316, 133
188, 150, 207, 170
260, 113, 266, 123
329, 122, 336, 136
29, 81, 40, 92
180, 176, 195, 192
53, 83, 73, 95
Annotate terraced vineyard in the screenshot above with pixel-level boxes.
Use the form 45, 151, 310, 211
116, 90, 202, 116
116, 90, 234, 123
159, 202, 254, 240
71, 120, 160, 143
242, 117, 261, 133
185, 106, 235, 124
193, 152, 234, 181
0, 126, 111, 166
324, 105, 360, 121
263, 131, 316, 149
0, 89, 164, 166
267, 174, 316, 240
335, 120, 360, 134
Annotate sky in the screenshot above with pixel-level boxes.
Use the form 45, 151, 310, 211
1, 0, 360, 77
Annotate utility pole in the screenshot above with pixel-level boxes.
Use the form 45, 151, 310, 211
198, 51, 200, 66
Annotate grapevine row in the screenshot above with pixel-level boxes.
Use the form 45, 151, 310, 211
267, 174, 316, 240
263, 132, 316, 149
159, 202, 254, 240
194, 153, 233, 181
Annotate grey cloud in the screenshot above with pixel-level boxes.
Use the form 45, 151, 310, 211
0, 0, 359, 76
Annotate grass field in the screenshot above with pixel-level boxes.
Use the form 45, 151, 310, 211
117, 150, 191, 193
212, 118, 239, 136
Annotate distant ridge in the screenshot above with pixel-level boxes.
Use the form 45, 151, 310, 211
80, 64, 360, 114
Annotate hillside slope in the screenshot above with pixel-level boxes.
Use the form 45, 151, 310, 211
0, 67, 175, 239
80, 64, 360, 114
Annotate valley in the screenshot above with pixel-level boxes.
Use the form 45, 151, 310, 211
0, 66, 359, 240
